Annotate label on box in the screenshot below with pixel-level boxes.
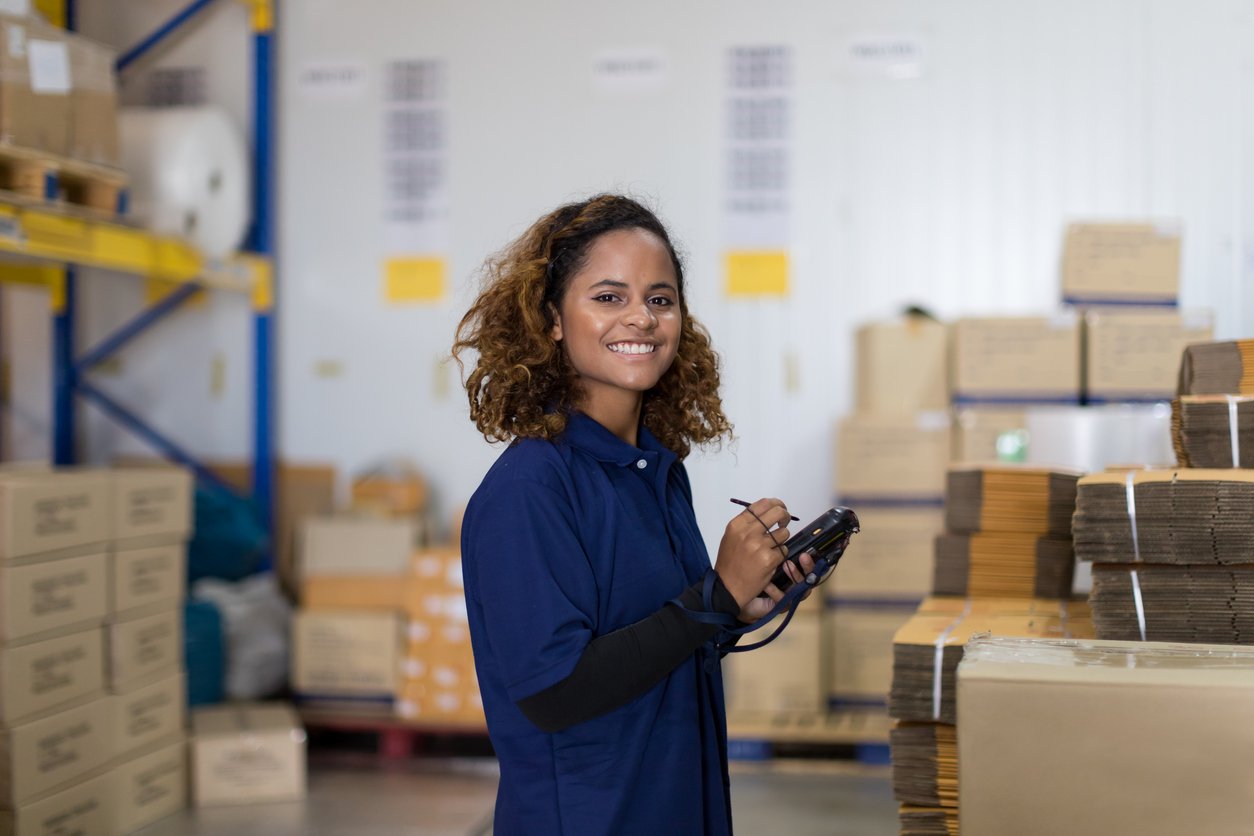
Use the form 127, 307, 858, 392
6, 698, 111, 804
113, 740, 187, 833
111, 543, 185, 615
108, 609, 181, 689
112, 469, 192, 542
3, 772, 112, 836
1, 628, 103, 725
3, 553, 108, 642
28, 39, 70, 94
112, 674, 185, 757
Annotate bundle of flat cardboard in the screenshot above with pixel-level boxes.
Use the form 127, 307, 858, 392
932, 532, 1074, 599
890, 722, 957, 809
1089, 564, 1254, 643
944, 467, 1079, 536
1177, 339, 1254, 396
898, 804, 959, 836
1171, 395, 1254, 468
1072, 469, 1254, 565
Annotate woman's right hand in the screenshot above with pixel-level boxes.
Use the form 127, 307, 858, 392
714, 497, 792, 610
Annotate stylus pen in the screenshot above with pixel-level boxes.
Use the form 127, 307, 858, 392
729, 497, 800, 521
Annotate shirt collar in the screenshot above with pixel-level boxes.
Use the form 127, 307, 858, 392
562, 411, 677, 469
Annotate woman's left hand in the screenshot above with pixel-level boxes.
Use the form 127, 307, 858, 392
736, 549, 817, 623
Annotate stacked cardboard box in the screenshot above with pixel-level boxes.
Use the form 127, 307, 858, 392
825, 317, 952, 717
0, 10, 120, 165
293, 517, 484, 727
0, 466, 191, 835
1082, 309, 1212, 403
106, 466, 192, 834
951, 315, 1080, 407
1060, 221, 1181, 307
958, 635, 1254, 836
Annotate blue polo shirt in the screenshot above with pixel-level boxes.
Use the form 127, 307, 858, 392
461, 412, 732, 836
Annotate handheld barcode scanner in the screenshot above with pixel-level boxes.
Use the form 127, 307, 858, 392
770, 506, 860, 592
675, 506, 861, 658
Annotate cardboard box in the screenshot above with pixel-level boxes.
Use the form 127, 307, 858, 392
958, 636, 1254, 836
191, 703, 305, 807
0, 15, 70, 156
951, 315, 1080, 404
109, 542, 184, 617
0, 627, 103, 726
724, 610, 821, 717
396, 681, 484, 726
1061, 222, 1181, 306
854, 317, 949, 416
1083, 309, 1214, 402
110, 673, 185, 759
0, 772, 112, 836
298, 516, 417, 578
106, 609, 181, 691
952, 407, 1028, 463
0, 697, 111, 806
410, 547, 462, 593
350, 466, 428, 517
301, 575, 406, 611
66, 32, 117, 166
208, 460, 336, 600
0, 553, 108, 644
112, 738, 186, 834
110, 467, 192, 545
827, 506, 941, 600
291, 610, 402, 698
406, 617, 471, 651
826, 605, 914, 704
835, 414, 951, 502
0, 471, 110, 562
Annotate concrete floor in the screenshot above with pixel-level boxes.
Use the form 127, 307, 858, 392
135, 757, 898, 835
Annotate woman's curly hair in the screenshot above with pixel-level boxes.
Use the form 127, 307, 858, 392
452, 194, 732, 459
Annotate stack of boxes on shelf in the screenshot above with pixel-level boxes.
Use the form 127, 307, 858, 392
0, 465, 191, 835
291, 470, 484, 727
886, 465, 1093, 836
722, 314, 950, 724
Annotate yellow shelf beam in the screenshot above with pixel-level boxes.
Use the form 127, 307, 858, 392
0, 202, 270, 303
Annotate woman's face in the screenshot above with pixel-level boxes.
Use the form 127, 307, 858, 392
550, 227, 682, 416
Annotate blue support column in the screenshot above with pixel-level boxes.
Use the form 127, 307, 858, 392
52, 268, 77, 465
115, 0, 218, 73
250, 17, 276, 567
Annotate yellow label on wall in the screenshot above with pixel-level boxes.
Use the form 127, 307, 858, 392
385, 257, 446, 303
725, 251, 789, 297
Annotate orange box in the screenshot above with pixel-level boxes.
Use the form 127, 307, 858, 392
407, 618, 470, 650
302, 575, 406, 610
409, 547, 462, 593
404, 586, 467, 623
397, 680, 484, 726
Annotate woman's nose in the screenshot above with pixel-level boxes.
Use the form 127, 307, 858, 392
623, 303, 657, 329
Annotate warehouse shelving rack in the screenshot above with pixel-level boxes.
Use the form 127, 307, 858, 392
1, 0, 277, 563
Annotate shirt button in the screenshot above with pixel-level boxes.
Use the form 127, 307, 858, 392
636, 459, 647, 469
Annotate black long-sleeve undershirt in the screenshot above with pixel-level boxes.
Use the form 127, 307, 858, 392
516, 575, 742, 733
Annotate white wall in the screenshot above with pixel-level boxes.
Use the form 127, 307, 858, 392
7, 1, 1254, 558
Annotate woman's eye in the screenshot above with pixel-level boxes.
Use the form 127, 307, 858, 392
594, 293, 619, 303
649, 296, 674, 307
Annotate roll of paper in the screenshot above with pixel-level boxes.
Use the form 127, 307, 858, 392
119, 105, 250, 257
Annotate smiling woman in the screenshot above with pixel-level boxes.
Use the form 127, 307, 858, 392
451, 195, 812, 836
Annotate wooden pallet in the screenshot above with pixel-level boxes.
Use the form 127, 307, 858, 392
727, 709, 893, 763
0, 143, 128, 219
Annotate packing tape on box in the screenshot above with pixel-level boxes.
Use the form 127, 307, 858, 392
933, 600, 973, 721
1124, 471, 1148, 641
119, 105, 250, 258
1228, 395, 1241, 467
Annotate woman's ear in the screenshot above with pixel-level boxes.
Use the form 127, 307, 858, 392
548, 303, 563, 341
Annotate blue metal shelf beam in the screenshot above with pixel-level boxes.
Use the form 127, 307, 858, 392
74, 282, 201, 375
115, 0, 219, 74
250, 18, 276, 551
